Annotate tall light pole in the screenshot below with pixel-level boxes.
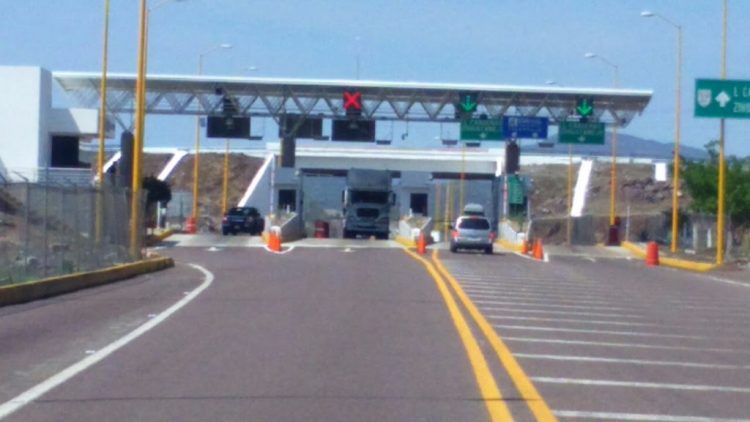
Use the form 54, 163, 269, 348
642, 10, 683, 254
717, 0, 728, 264
189, 43, 232, 233
130, 0, 149, 257
585, 52, 621, 232
96, 0, 111, 245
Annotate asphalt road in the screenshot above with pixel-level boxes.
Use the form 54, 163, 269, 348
0, 245, 488, 421
3, 237, 749, 421
439, 248, 750, 421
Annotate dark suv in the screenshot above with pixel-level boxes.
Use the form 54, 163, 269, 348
222, 207, 264, 235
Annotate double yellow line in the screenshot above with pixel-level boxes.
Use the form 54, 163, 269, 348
402, 248, 557, 422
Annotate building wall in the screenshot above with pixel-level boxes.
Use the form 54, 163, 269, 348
0, 66, 47, 175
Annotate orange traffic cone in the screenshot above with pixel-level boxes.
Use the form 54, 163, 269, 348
521, 240, 529, 255
645, 241, 659, 267
417, 232, 426, 255
533, 239, 545, 260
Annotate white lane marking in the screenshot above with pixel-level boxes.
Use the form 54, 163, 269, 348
263, 245, 296, 255
514, 353, 742, 369
0, 263, 215, 420
532, 377, 750, 394
709, 276, 750, 289
494, 324, 704, 340
462, 284, 611, 295
460, 280, 604, 291
480, 306, 645, 320
554, 410, 750, 422
474, 299, 635, 312
502, 336, 748, 353
470, 293, 613, 305
487, 314, 656, 327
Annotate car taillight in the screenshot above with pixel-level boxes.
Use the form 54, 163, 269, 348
489, 232, 496, 242
222, 216, 228, 223
451, 230, 459, 240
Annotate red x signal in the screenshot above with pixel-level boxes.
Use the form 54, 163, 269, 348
343, 91, 362, 111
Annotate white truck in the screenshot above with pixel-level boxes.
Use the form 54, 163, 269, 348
342, 168, 394, 239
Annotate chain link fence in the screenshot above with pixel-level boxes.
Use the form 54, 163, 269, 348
0, 182, 143, 286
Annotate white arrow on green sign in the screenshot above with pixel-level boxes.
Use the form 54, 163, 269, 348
558, 121, 605, 144
460, 118, 503, 141
695, 78, 750, 119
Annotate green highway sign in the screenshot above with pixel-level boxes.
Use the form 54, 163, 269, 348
558, 121, 605, 144
460, 118, 502, 141
695, 79, 750, 119
576, 97, 594, 117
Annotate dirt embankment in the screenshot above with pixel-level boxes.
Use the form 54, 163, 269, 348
165, 153, 264, 230
524, 163, 689, 245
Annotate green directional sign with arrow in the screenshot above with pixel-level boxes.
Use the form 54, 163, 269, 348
558, 121, 605, 144
695, 78, 750, 119
457, 91, 479, 115
460, 118, 502, 141
576, 97, 594, 117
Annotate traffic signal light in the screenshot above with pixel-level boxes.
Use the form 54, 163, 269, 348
505, 140, 520, 174
343, 90, 362, 117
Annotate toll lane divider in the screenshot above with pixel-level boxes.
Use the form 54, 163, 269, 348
394, 235, 417, 249
431, 249, 558, 422
621, 241, 718, 273
0, 256, 174, 307
145, 228, 175, 246
401, 248, 514, 422
497, 238, 524, 253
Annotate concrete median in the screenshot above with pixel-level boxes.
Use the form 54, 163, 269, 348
0, 256, 174, 307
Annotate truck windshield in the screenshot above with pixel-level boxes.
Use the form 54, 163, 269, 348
351, 191, 389, 204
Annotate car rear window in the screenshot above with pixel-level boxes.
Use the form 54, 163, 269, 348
228, 208, 249, 216
458, 218, 490, 230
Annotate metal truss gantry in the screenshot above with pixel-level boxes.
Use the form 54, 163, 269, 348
54, 72, 652, 131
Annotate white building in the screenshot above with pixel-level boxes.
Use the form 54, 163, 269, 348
0, 66, 98, 184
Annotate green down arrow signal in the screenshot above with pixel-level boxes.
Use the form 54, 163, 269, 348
577, 98, 593, 117
460, 95, 478, 113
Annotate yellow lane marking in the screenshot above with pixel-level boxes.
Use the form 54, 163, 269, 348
402, 248, 514, 422
432, 249, 558, 422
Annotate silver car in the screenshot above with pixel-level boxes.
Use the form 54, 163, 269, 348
450, 216, 495, 254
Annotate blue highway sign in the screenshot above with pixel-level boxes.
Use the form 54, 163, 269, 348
502, 116, 549, 139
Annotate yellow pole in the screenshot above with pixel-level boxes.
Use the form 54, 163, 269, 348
609, 67, 620, 227
670, 25, 683, 253
434, 181, 441, 238
129, 0, 148, 258
566, 145, 573, 245
191, 57, 203, 230
717, 0, 728, 265
459, 144, 466, 212
96, 0, 110, 245
221, 139, 230, 214
444, 182, 452, 242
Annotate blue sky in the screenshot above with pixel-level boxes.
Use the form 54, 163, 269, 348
1, 0, 748, 156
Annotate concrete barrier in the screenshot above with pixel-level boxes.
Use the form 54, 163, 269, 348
621, 241, 718, 273
145, 228, 175, 246
0, 256, 174, 307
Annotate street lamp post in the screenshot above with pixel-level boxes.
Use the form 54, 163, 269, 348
95, 0, 111, 245
129, 0, 149, 257
717, 0, 728, 264
188, 43, 232, 233
585, 52, 621, 234
642, 10, 683, 254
